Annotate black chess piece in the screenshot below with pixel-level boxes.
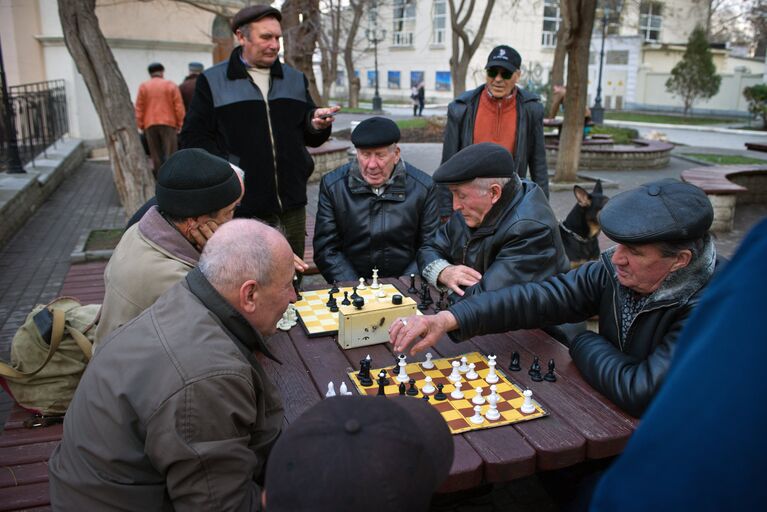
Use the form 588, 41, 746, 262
398, 382, 406, 395
544, 359, 557, 382
293, 276, 302, 301
509, 351, 521, 371
326, 291, 335, 308
353, 296, 365, 310
377, 377, 386, 396
406, 378, 418, 396
359, 359, 373, 387
422, 395, 430, 402
330, 280, 339, 294
435, 289, 448, 311
378, 369, 390, 386
358, 358, 368, 379
392, 356, 400, 376
529, 356, 541, 376
329, 303, 339, 313
350, 286, 360, 300
420, 282, 433, 306
434, 383, 447, 401
341, 291, 351, 306
408, 273, 417, 294
531, 369, 544, 382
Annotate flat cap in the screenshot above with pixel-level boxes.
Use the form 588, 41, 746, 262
147, 62, 164, 74
433, 142, 516, 184
486, 45, 522, 74
351, 116, 400, 148
264, 396, 453, 511
231, 5, 282, 32
188, 62, 204, 72
600, 179, 713, 244
156, 149, 242, 218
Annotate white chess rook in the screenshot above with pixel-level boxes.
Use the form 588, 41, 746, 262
521, 389, 536, 414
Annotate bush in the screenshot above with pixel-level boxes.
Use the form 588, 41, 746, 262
743, 83, 767, 129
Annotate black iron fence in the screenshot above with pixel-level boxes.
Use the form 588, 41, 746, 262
1, 79, 69, 172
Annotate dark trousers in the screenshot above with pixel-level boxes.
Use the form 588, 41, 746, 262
257, 206, 306, 261
145, 125, 177, 176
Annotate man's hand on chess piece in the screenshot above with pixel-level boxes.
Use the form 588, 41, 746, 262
389, 312, 459, 356
293, 253, 309, 273
437, 265, 482, 296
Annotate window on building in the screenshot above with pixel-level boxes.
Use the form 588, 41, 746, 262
433, 0, 447, 45
392, 0, 416, 46
541, 0, 561, 48
336, 70, 345, 86
606, 50, 629, 65
367, 70, 377, 88
411, 70, 425, 88
639, 1, 662, 42
388, 71, 401, 89
435, 71, 451, 91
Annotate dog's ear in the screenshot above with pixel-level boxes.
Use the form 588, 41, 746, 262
573, 185, 591, 207
593, 179, 603, 195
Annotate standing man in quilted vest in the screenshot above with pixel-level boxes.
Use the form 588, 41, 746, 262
181, 5, 339, 270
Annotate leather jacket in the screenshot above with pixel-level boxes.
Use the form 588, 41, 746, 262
447, 240, 719, 417
313, 160, 439, 282
418, 178, 569, 298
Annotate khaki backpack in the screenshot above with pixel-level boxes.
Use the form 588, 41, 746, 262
0, 297, 99, 418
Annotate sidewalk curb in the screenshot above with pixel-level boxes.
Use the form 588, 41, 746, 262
604, 119, 767, 137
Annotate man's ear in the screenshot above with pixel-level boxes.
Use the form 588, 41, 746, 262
669, 250, 693, 272
489, 183, 503, 204
239, 279, 259, 313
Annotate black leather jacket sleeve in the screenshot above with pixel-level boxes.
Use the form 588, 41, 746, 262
417, 220, 455, 275
301, 75, 332, 148
313, 177, 359, 282
527, 102, 549, 198
414, 183, 441, 271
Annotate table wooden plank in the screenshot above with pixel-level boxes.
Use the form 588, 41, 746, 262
0, 441, 58, 466
0, 462, 50, 489
0, 482, 50, 512
0, 425, 62, 448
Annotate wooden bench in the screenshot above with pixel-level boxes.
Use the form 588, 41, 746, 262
681, 165, 767, 232
745, 142, 767, 153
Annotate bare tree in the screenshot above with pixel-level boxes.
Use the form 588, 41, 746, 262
282, 0, 322, 104
553, 0, 598, 183
58, 0, 154, 216
448, 0, 497, 96
317, 0, 343, 104
343, 0, 367, 108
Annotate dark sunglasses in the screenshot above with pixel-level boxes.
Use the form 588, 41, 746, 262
487, 68, 513, 80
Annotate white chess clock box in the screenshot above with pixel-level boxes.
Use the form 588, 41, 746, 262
337, 295, 417, 349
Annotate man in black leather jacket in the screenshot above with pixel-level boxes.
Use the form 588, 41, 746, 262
418, 143, 568, 300
313, 117, 439, 282
392, 180, 718, 418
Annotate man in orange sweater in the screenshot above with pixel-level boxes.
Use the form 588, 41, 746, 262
135, 62, 185, 176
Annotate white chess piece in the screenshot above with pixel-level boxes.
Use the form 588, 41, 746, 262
488, 384, 499, 403
458, 356, 470, 373
485, 355, 499, 384
466, 362, 478, 380
339, 382, 352, 396
370, 268, 380, 289
469, 405, 484, 424
521, 389, 536, 414
421, 352, 435, 369
375, 288, 387, 298
486, 394, 501, 421
396, 360, 409, 383
325, 382, 336, 397
358, 277, 367, 290
422, 376, 435, 394
472, 385, 486, 405
448, 361, 462, 383
450, 381, 464, 399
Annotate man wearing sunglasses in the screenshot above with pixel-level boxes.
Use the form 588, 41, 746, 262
440, 45, 549, 218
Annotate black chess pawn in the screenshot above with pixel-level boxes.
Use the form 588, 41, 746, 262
544, 359, 557, 382
509, 351, 521, 371
392, 356, 400, 376
326, 291, 335, 308
434, 383, 447, 401
529, 356, 541, 377
406, 378, 418, 396
408, 273, 418, 294
352, 296, 365, 310
421, 283, 433, 306
531, 369, 544, 382
378, 369, 390, 386
330, 280, 340, 294
341, 291, 351, 306
422, 395, 430, 402
350, 286, 360, 300
293, 276, 302, 301
398, 382, 407, 395
329, 303, 339, 313
377, 377, 386, 396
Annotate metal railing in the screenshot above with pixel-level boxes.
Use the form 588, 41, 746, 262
1, 80, 69, 172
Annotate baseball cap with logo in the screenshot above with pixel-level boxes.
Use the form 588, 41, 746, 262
486, 45, 522, 74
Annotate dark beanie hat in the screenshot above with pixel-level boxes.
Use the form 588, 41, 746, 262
264, 396, 454, 511
231, 5, 282, 32
155, 149, 242, 218
147, 62, 164, 74
433, 142, 516, 184
600, 179, 713, 244
351, 116, 401, 148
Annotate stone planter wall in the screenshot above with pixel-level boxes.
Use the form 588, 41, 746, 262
308, 140, 351, 183
546, 139, 673, 170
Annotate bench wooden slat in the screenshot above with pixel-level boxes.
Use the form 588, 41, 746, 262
0, 482, 50, 512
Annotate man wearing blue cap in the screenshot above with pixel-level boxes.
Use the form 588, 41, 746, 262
179, 61, 204, 111
392, 179, 721, 418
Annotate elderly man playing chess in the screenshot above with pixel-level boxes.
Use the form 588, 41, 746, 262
313, 116, 439, 282
393, 180, 720, 418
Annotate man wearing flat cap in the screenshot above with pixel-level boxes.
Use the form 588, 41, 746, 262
393, 179, 721, 418
313, 117, 438, 282
95, 148, 243, 345
181, 5, 339, 271
179, 61, 204, 111
135, 62, 185, 176
418, 142, 568, 301
437, 45, 549, 218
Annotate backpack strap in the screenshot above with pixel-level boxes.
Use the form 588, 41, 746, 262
66, 325, 93, 361
0, 308, 71, 379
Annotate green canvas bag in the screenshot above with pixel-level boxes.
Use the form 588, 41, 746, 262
0, 297, 98, 418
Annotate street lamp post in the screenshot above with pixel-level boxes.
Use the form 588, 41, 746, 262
365, 3, 385, 112
591, 10, 608, 125
0, 37, 25, 173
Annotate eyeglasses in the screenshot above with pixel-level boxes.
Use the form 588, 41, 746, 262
487, 68, 513, 80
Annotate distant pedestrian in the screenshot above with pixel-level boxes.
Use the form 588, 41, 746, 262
410, 85, 419, 117
417, 80, 425, 116
179, 61, 204, 111
135, 62, 185, 176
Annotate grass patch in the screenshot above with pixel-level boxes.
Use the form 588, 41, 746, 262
590, 125, 639, 144
338, 107, 376, 114
681, 153, 767, 165
85, 228, 124, 251
604, 112, 742, 125
395, 118, 430, 129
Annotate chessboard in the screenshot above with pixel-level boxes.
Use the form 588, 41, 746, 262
295, 283, 417, 337
348, 352, 547, 434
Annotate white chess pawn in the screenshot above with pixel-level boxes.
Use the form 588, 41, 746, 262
396, 359, 409, 383
422, 376, 435, 394
521, 389, 536, 414
375, 288, 387, 298
486, 394, 501, 421
448, 361, 462, 383
466, 362, 479, 380
325, 382, 336, 397
469, 405, 484, 424
450, 381, 464, 399
485, 354, 499, 384
471, 385, 486, 405
370, 268, 380, 289
358, 277, 367, 290
421, 352, 435, 369
488, 384, 499, 402
339, 382, 352, 396
458, 356, 470, 373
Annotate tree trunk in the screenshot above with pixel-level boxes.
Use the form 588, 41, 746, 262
343, 0, 365, 108
57, 0, 154, 216
282, 0, 322, 105
554, 0, 597, 184
448, 0, 497, 97
550, 0, 572, 88
318, 0, 342, 105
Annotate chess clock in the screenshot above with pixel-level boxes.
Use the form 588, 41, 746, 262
337, 295, 417, 349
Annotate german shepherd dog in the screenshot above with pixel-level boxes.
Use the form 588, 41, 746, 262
559, 180, 609, 268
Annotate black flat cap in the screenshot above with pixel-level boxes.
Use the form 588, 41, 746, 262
156, 149, 242, 218
147, 62, 164, 74
231, 5, 282, 32
433, 142, 516, 184
264, 396, 453, 511
486, 45, 522, 73
600, 179, 713, 244
351, 116, 401, 148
